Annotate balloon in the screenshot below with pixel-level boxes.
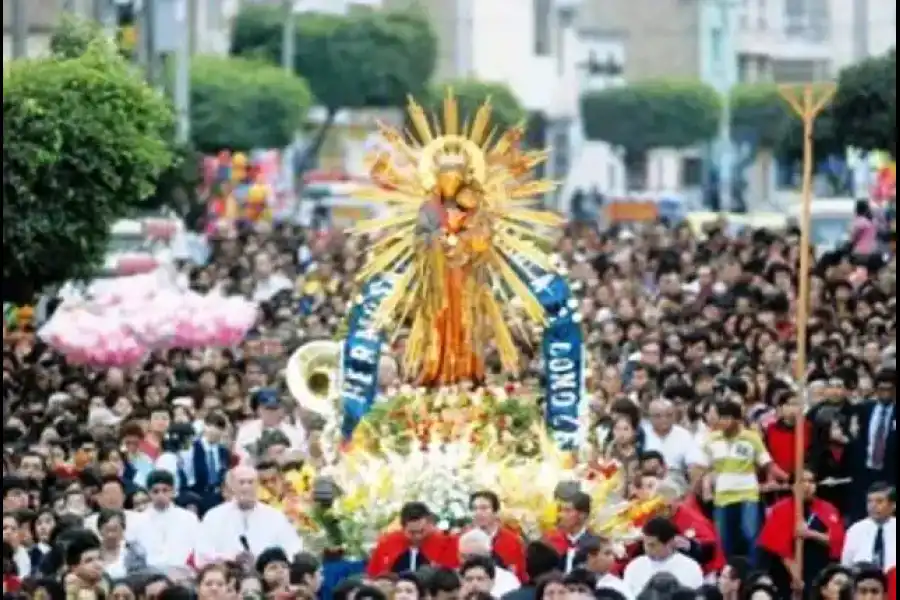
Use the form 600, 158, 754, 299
38, 270, 260, 368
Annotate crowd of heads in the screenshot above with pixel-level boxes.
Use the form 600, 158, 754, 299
2, 203, 897, 598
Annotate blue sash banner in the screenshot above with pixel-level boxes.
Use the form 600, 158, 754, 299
341, 259, 584, 448
508, 254, 586, 450
339, 276, 396, 438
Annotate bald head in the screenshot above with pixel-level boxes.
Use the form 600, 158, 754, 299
228, 466, 258, 508
458, 528, 492, 557
648, 399, 676, 433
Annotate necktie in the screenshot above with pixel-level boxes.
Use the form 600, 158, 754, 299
872, 406, 890, 469
207, 448, 218, 484
873, 525, 885, 569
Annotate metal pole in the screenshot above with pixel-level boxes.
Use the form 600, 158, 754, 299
716, 0, 735, 212
174, 0, 191, 144
12, 0, 28, 59
282, 0, 295, 73
852, 0, 869, 61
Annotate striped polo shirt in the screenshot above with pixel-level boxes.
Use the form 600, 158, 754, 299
703, 428, 772, 507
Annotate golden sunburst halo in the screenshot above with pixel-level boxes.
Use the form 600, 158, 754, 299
348, 89, 565, 380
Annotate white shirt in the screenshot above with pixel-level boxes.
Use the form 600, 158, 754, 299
491, 566, 521, 597
13, 546, 30, 579
195, 500, 303, 566
623, 553, 704, 593
253, 274, 293, 303
160, 438, 225, 487
102, 544, 128, 579
841, 517, 897, 571
129, 504, 200, 570
235, 420, 308, 463
85, 510, 141, 542
642, 424, 705, 478
597, 573, 635, 600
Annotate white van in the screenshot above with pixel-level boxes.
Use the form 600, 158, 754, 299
788, 198, 856, 254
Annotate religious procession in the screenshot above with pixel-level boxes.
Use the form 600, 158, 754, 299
2, 2, 897, 600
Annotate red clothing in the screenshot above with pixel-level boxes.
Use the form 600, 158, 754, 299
3, 575, 21, 593
366, 529, 458, 577
490, 527, 527, 582
758, 497, 845, 562
887, 567, 895, 599
543, 529, 591, 557
671, 503, 726, 574
765, 419, 812, 475
138, 437, 162, 461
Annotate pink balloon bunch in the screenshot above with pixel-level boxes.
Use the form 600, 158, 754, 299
39, 272, 259, 368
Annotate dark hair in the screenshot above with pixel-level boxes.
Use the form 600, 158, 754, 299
743, 582, 778, 600
811, 565, 852, 600
469, 490, 501, 513
427, 568, 461, 596
460, 555, 496, 581
290, 551, 321, 585
399, 502, 432, 525
157, 585, 193, 600
640, 451, 666, 466
563, 567, 597, 590
524, 540, 562, 581
353, 584, 389, 600
96, 508, 125, 531
396, 572, 425, 598
868, 481, 896, 501
463, 592, 494, 600
642, 517, 679, 544
332, 576, 364, 600
853, 563, 887, 590
534, 573, 566, 599
595, 591, 629, 600
574, 536, 612, 565
695, 585, 724, 600
99, 475, 125, 493
717, 400, 743, 420
145, 470, 176, 490
63, 529, 101, 567
563, 491, 591, 515
724, 557, 750, 587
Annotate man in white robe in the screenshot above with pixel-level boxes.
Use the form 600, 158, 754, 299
195, 466, 303, 567
129, 470, 200, 571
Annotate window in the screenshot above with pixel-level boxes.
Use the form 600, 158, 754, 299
772, 59, 817, 83
681, 157, 704, 187
534, 0, 552, 56
756, 0, 768, 30
739, 0, 749, 30
785, 0, 808, 36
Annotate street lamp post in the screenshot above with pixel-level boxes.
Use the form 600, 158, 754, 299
282, 0, 295, 73
713, 0, 738, 213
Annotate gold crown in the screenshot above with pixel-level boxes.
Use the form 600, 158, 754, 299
434, 141, 470, 171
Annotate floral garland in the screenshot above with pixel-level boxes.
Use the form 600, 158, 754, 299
350, 386, 543, 457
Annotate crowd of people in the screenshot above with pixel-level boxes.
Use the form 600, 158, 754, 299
2, 196, 898, 600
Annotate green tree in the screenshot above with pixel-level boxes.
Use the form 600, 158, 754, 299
49, 13, 108, 58
3, 42, 173, 302
729, 84, 793, 149
231, 5, 437, 164
425, 80, 525, 136
188, 55, 313, 153
581, 81, 721, 154
831, 49, 896, 158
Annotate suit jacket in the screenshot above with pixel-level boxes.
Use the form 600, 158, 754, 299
543, 529, 602, 571
852, 400, 897, 485
187, 439, 231, 513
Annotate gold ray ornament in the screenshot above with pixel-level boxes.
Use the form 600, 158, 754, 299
351, 92, 565, 387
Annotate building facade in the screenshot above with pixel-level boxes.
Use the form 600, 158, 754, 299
3, 0, 237, 61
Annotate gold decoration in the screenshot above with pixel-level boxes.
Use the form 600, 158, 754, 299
352, 92, 564, 386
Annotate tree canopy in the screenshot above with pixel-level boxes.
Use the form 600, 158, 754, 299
3, 36, 173, 302
729, 84, 793, 150
188, 55, 313, 153
231, 5, 437, 112
581, 81, 721, 152
425, 81, 525, 136
831, 49, 896, 158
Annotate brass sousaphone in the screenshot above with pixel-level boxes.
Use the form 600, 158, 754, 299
285, 340, 342, 420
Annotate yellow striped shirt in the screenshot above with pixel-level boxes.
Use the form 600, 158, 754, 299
703, 428, 771, 507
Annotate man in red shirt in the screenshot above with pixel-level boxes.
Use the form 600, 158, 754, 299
544, 491, 602, 573
468, 490, 526, 581
765, 390, 812, 477
367, 502, 457, 576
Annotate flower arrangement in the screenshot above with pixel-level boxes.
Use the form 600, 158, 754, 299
350, 386, 543, 456
307, 432, 658, 558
